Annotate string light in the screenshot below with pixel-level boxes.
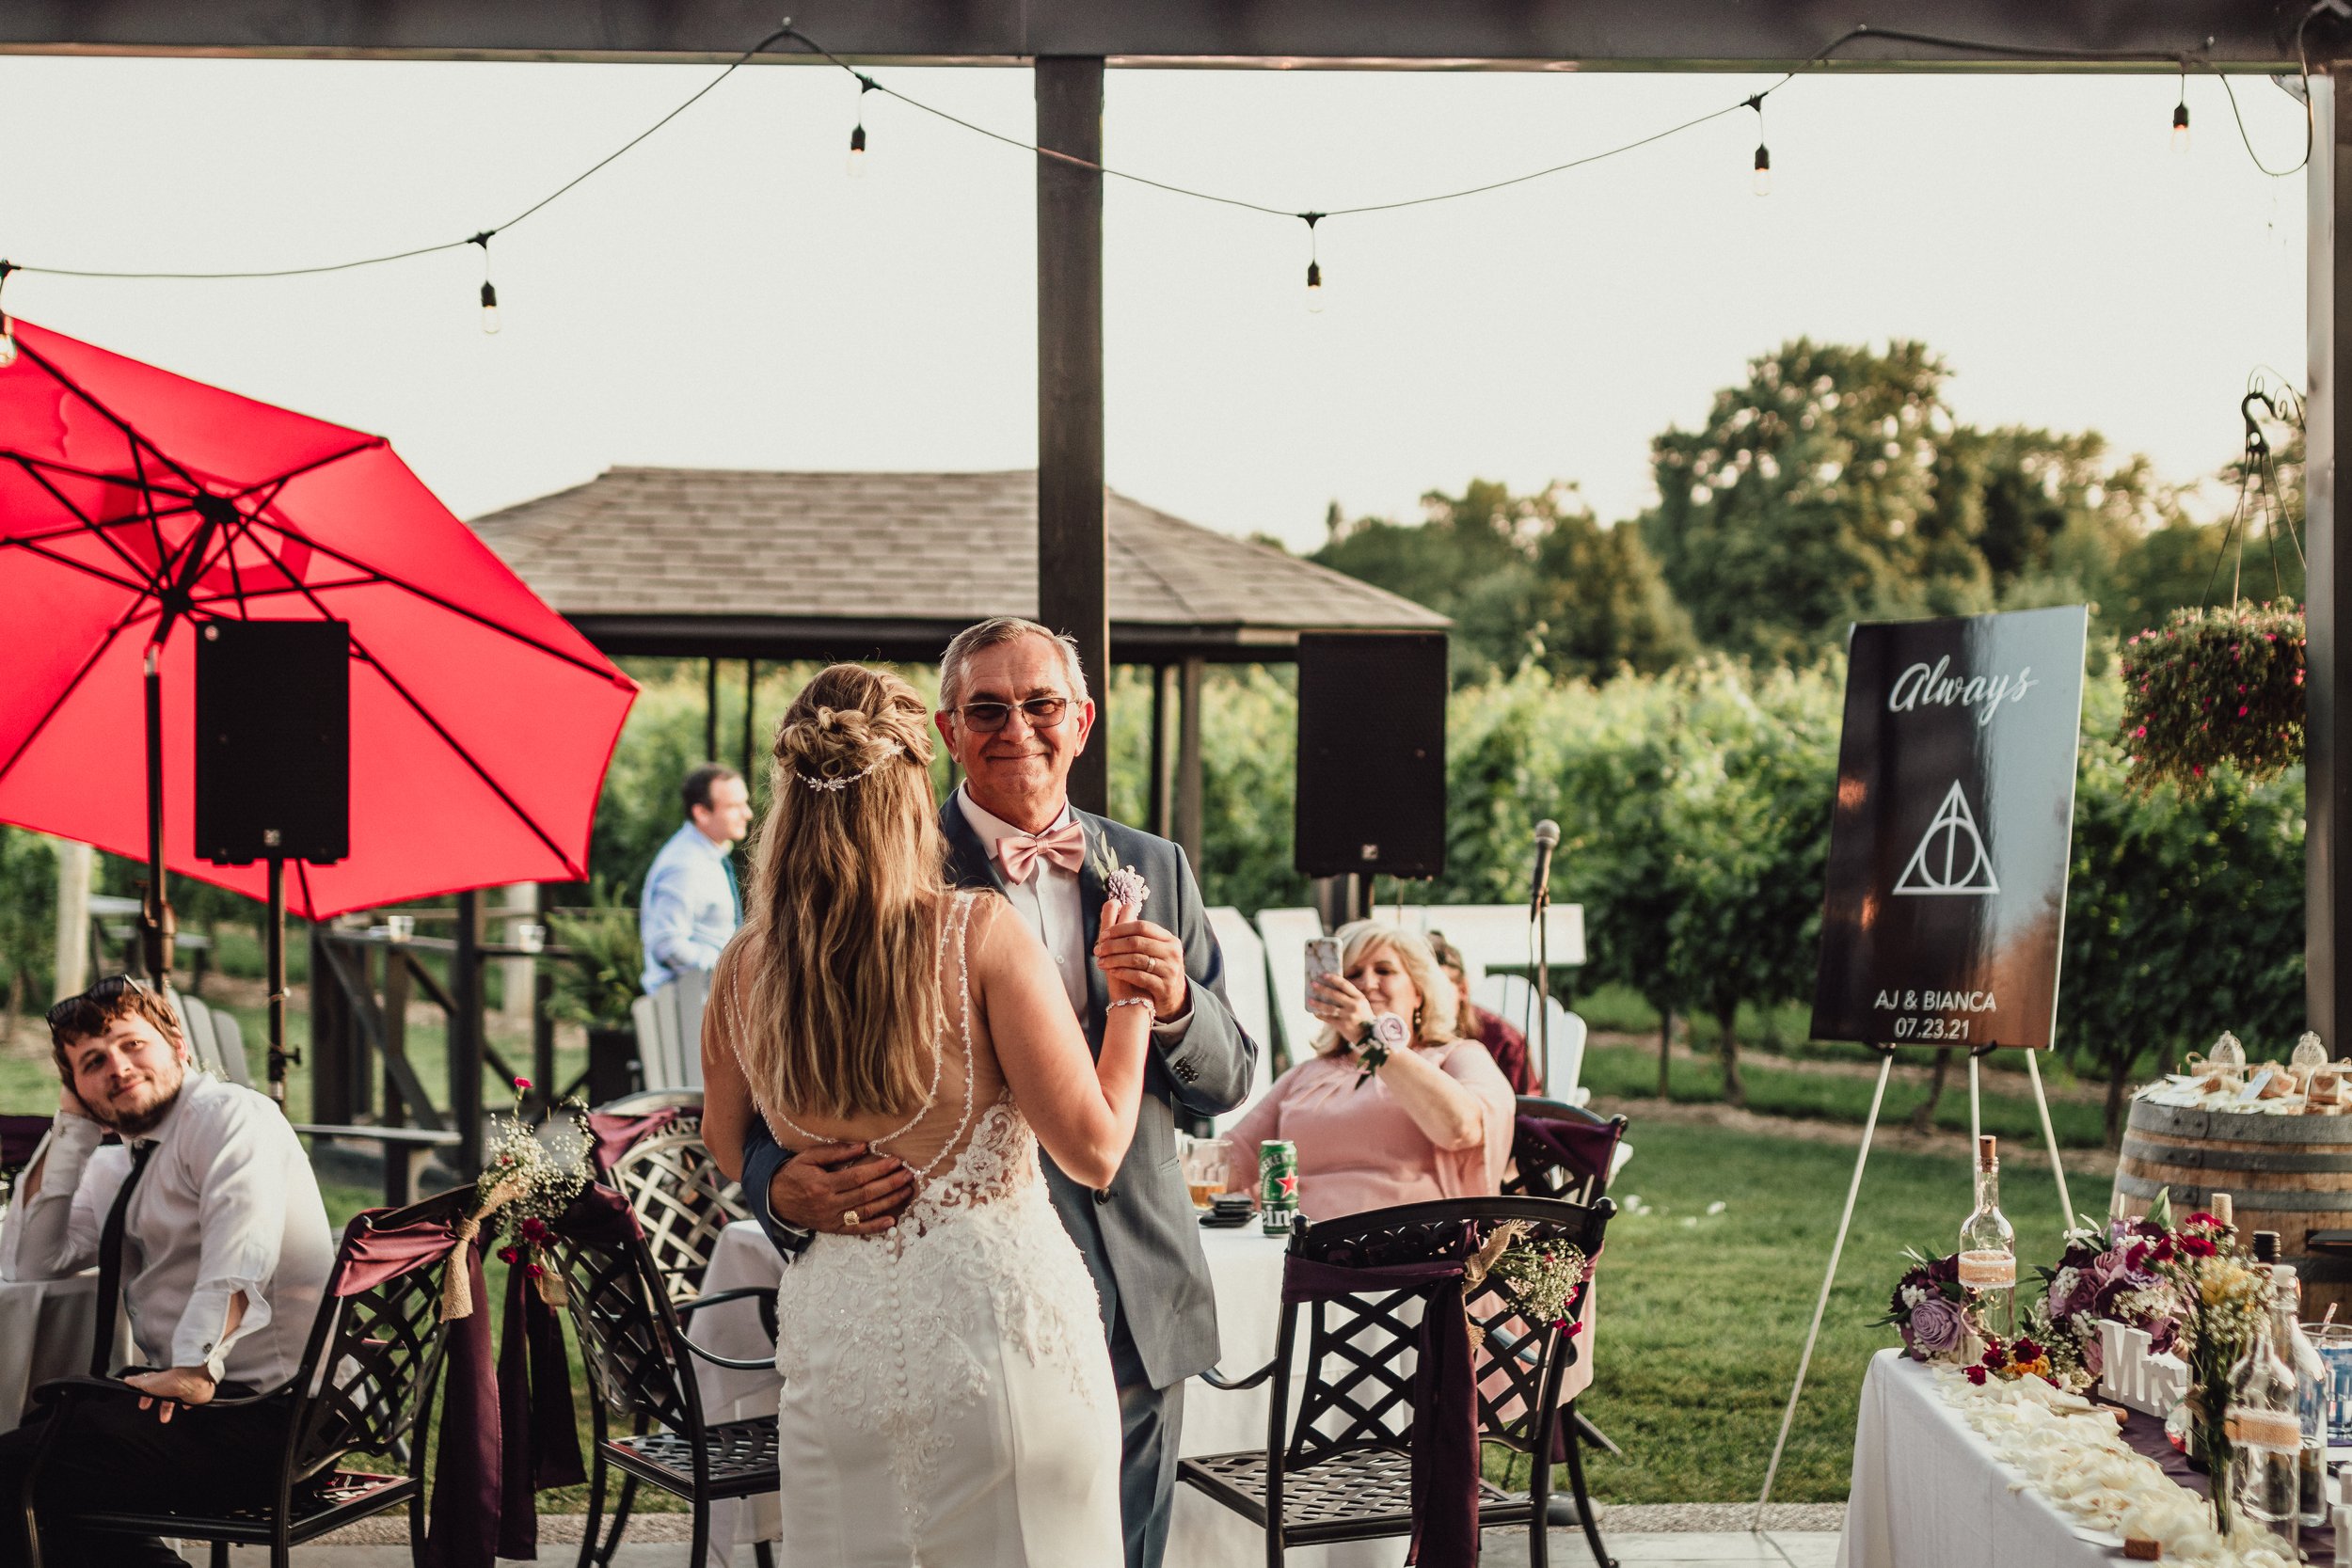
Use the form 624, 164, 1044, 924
471, 232, 501, 335
849, 72, 877, 178
1302, 213, 1325, 313
0, 261, 17, 370
1748, 94, 1772, 196
2172, 63, 2192, 154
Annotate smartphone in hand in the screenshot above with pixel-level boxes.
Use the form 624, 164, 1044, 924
1304, 936, 1341, 998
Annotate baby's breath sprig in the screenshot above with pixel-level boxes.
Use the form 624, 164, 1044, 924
442, 1077, 592, 1319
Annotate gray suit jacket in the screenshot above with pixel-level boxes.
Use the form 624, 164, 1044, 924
941, 800, 1260, 1390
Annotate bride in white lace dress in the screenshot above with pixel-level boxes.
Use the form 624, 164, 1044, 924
702, 664, 1152, 1566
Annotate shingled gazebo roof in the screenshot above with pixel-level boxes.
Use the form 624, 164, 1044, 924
469, 467, 1447, 665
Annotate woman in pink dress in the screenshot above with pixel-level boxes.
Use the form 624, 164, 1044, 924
1226, 920, 1515, 1220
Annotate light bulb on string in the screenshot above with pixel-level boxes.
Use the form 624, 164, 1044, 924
1300, 212, 1325, 314
2171, 61, 2190, 154
470, 231, 501, 335
1746, 93, 1771, 196
849, 72, 876, 178
0, 263, 17, 370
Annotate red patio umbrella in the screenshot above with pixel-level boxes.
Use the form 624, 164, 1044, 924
0, 316, 638, 945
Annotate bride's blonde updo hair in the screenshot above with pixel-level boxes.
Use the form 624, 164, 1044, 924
736, 662, 950, 1122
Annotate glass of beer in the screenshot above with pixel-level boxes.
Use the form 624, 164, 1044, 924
1184, 1138, 1230, 1211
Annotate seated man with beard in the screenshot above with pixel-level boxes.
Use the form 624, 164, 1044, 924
0, 976, 334, 1568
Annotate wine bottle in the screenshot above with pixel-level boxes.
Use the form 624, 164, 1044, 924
1958, 1135, 2016, 1338
2230, 1265, 2305, 1530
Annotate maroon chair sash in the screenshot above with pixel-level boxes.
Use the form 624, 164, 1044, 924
495, 1182, 648, 1555
585, 1109, 682, 1171
1282, 1250, 1481, 1568
1512, 1114, 1620, 1195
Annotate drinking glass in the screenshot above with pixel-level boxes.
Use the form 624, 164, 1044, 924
383, 914, 416, 942
2312, 1324, 2352, 1446
1184, 1138, 1230, 1212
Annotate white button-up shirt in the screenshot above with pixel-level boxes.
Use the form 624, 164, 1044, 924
1, 1071, 335, 1390
954, 786, 1192, 1037
958, 787, 1089, 1016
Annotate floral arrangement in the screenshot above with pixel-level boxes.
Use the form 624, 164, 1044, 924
1965, 1333, 2054, 1387
2118, 600, 2305, 793
1877, 1247, 1973, 1365
442, 1076, 592, 1319
2024, 1219, 2183, 1394
1465, 1220, 1593, 1344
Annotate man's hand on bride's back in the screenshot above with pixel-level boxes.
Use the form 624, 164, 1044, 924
771, 1142, 917, 1236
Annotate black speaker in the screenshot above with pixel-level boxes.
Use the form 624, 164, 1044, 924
196, 619, 350, 865
1295, 631, 1447, 879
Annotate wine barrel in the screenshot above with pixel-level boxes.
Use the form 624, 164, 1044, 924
2112, 1098, 2352, 1313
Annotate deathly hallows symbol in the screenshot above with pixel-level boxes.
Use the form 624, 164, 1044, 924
1893, 781, 1998, 896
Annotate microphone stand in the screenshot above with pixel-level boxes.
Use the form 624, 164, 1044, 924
1533, 869, 1550, 1100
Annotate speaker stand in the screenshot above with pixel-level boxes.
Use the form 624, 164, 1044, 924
264, 856, 300, 1105
1534, 880, 1552, 1099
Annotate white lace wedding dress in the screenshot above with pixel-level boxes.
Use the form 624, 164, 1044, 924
759, 892, 1123, 1566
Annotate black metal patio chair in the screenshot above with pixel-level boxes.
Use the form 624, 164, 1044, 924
550, 1183, 778, 1568
1180, 1194, 1618, 1568
588, 1088, 749, 1305
1504, 1098, 1629, 1207
19, 1187, 473, 1568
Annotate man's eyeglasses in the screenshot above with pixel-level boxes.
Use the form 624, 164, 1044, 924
952, 696, 1072, 734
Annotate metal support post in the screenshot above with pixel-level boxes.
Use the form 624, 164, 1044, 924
1756, 1046, 1896, 1529
1176, 656, 1204, 868
2312, 71, 2349, 1043
452, 890, 484, 1170
1036, 55, 1109, 816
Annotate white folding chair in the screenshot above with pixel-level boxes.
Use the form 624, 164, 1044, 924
167, 989, 228, 1080
209, 1006, 253, 1087
630, 968, 711, 1092
1203, 908, 1274, 1133
1252, 907, 1326, 1073
1475, 973, 1591, 1106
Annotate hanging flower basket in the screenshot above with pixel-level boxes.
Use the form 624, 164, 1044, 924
2119, 599, 2305, 793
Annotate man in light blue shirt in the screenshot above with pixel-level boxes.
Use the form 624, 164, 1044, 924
639, 763, 753, 993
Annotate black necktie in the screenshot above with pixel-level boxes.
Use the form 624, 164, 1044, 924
91, 1139, 157, 1377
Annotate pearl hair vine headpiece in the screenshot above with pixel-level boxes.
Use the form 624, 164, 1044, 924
794, 741, 905, 792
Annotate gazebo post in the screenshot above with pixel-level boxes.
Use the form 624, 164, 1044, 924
1150, 662, 1175, 836
2313, 71, 2350, 1045
1177, 656, 1205, 869
742, 657, 757, 782
704, 657, 719, 764
1036, 55, 1110, 816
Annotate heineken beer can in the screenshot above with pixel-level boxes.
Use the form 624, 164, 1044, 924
1259, 1139, 1300, 1234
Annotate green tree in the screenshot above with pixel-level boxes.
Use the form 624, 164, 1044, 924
1642, 340, 1980, 661
0, 829, 56, 1037
1315, 481, 1692, 683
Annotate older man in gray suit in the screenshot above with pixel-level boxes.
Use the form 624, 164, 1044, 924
736, 616, 1259, 1568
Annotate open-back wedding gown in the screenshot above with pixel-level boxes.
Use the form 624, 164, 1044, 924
749, 891, 1123, 1566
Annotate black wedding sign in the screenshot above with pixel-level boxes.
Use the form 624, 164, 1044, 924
1811, 606, 2089, 1051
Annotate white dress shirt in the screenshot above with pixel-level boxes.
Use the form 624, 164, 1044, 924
954, 786, 1192, 1037
640, 819, 742, 994
957, 787, 1089, 1016
1, 1071, 335, 1390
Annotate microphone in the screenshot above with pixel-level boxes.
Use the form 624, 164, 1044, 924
1529, 819, 1560, 912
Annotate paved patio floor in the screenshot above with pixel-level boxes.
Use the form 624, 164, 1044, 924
200, 1529, 1842, 1566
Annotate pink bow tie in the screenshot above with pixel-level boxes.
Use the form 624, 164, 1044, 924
996, 821, 1087, 884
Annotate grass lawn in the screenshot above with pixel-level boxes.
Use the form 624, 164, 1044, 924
1578, 1041, 2110, 1148
1559, 1117, 2074, 1503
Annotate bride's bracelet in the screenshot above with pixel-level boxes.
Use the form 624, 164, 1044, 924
1105, 997, 1154, 1016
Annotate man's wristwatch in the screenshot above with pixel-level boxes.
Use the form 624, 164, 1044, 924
1351, 1012, 1411, 1090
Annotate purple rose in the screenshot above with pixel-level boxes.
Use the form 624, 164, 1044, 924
1907, 1296, 1965, 1359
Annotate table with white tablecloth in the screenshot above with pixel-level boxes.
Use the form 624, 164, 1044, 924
689, 1217, 1408, 1568
0, 1272, 103, 1434
1838, 1348, 2132, 1568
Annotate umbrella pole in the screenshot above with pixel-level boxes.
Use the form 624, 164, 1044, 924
265, 856, 294, 1107
141, 648, 175, 980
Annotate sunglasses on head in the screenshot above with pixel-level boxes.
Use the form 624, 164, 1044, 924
46, 974, 151, 1037
952, 695, 1072, 733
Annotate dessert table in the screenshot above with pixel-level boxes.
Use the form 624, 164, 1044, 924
1839, 1348, 2315, 1568
689, 1218, 1408, 1568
